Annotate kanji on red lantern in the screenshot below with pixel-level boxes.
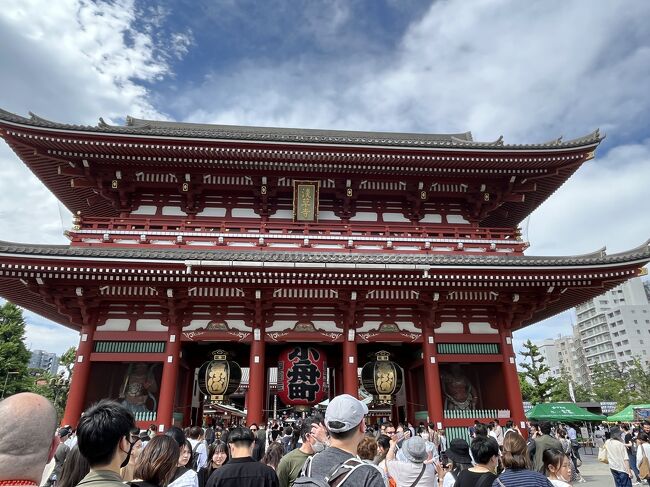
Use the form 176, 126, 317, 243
278, 346, 326, 407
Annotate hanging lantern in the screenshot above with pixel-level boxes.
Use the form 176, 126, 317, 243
197, 350, 242, 404
361, 351, 403, 405
278, 346, 327, 409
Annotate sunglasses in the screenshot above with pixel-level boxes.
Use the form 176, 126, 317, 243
250, 428, 258, 432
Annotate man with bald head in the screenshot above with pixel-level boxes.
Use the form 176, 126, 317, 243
0, 393, 58, 487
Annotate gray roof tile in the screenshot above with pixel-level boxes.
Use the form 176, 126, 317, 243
0, 108, 603, 150
0, 240, 648, 268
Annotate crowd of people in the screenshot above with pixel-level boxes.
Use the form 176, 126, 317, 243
1, 392, 650, 487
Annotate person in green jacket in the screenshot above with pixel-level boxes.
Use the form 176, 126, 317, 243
276, 416, 328, 487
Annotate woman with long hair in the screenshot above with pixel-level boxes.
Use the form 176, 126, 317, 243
636, 432, 650, 486
56, 446, 90, 487
261, 441, 284, 471
543, 448, 572, 487
169, 439, 199, 487
132, 435, 180, 487
492, 432, 551, 486
197, 441, 228, 487
375, 435, 391, 472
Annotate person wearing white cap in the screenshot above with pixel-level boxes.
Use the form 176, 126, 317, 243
386, 435, 437, 486
299, 394, 384, 486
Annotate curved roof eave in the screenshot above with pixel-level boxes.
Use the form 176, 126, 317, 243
0, 108, 604, 152
0, 239, 647, 270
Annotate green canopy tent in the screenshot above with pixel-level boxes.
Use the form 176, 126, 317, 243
526, 402, 606, 422
606, 404, 650, 422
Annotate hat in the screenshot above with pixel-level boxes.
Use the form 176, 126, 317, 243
446, 438, 472, 464
58, 427, 71, 438
402, 436, 428, 463
609, 426, 623, 440
325, 394, 368, 433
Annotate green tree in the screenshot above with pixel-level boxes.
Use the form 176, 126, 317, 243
30, 370, 70, 420
550, 370, 592, 402
518, 372, 534, 402
590, 362, 630, 403
60, 346, 77, 376
0, 302, 31, 397
590, 358, 650, 406
518, 339, 558, 404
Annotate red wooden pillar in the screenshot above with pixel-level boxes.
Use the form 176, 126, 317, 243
500, 326, 527, 431
182, 366, 194, 427
247, 327, 266, 426
62, 323, 96, 427
405, 367, 416, 426
422, 326, 444, 428
157, 324, 182, 432
342, 327, 358, 398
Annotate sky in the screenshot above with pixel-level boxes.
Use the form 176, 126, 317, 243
0, 0, 649, 357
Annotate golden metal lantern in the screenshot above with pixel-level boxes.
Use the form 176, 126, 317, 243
361, 351, 404, 404
197, 350, 242, 403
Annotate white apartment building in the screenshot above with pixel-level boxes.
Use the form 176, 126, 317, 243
535, 338, 561, 381
532, 334, 582, 384
574, 276, 650, 384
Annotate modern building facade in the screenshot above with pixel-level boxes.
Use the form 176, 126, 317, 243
573, 276, 650, 383
29, 349, 59, 375
0, 108, 648, 435
532, 334, 583, 385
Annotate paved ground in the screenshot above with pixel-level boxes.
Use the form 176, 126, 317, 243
576, 449, 648, 487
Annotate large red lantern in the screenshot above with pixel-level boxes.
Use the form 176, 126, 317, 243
278, 346, 327, 408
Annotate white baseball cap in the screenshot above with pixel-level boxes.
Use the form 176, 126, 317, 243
325, 394, 368, 433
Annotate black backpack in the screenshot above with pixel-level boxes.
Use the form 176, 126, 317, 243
189, 441, 203, 471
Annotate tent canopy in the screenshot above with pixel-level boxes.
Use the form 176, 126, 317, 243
606, 404, 650, 422
526, 402, 606, 422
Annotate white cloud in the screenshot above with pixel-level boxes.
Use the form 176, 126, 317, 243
24, 317, 80, 357
526, 140, 650, 256
176, 0, 650, 141
0, 0, 188, 351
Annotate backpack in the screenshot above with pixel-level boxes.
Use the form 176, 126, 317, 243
189, 441, 202, 471
294, 454, 372, 487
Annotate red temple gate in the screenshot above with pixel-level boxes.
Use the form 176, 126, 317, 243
0, 108, 647, 435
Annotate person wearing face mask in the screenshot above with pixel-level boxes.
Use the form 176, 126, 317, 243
277, 417, 327, 487
121, 428, 144, 481
416, 426, 439, 465
76, 400, 138, 487
543, 449, 572, 487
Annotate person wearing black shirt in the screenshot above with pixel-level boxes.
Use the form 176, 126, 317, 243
453, 436, 499, 487
206, 426, 278, 487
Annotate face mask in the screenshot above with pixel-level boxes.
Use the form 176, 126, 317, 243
312, 440, 326, 453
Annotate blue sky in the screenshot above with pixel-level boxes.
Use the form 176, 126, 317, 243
0, 0, 649, 356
